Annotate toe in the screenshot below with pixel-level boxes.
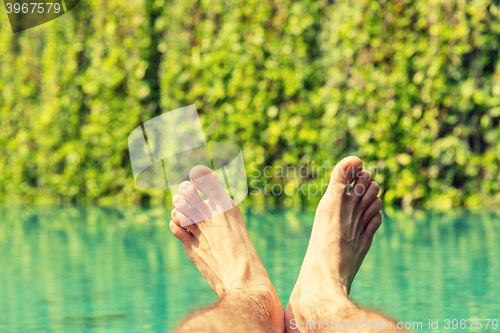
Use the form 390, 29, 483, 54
359, 212, 382, 248
352, 181, 380, 222
365, 211, 382, 235
171, 208, 199, 234
349, 170, 372, 202
189, 165, 233, 212
328, 156, 363, 197
171, 208, 181, 225
357, 197, 382, 237
173, 194, 205, 223
169, 220, 191, 242
179, 181, 212, 218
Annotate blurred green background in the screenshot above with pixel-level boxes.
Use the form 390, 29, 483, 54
1, 0, 499, 210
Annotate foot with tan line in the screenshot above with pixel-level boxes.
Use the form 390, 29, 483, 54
286, 156, 410, 333
169, 165, 285, 333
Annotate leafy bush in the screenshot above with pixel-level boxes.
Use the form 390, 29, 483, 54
0, 0, 499, 210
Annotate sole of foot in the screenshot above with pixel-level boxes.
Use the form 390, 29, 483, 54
286, 156, 383, 332
170, 165, 285, 332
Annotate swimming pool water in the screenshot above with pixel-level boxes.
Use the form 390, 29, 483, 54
0, 207, 499, 332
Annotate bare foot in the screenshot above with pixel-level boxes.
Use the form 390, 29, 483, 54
286, 156, 383, 332
169, 165, 285, 332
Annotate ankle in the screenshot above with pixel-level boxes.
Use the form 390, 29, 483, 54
226, 283, 276, 314
293, 288, 355, 323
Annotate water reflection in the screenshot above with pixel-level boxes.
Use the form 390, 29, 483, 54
0, 207, 498, 332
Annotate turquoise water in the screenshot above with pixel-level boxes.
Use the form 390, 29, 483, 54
0, 207, 499, 332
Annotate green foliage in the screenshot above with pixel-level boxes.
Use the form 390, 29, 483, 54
0, 0, 499, 209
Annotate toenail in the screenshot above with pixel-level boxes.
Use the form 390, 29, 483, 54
173, 195, 180, 204
191, 172, 206, 183
372, 183, 379, 191
376, 197, 382, 205
180, 182, 189, 190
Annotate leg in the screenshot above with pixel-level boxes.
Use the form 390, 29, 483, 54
169, 165, 284, 333
172, 291, 277, 333
286, 156, 410, 332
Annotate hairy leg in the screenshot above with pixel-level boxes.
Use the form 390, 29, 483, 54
169, 165, 284, 333
173, 290, 276, 333
286, 156, 410, 333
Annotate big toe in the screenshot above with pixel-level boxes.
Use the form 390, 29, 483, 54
189, 165, 233, 212
328, 156, 363, 197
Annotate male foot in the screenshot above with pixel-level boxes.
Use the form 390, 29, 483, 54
286, 156, 383, 331
169, 165, 285, 332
